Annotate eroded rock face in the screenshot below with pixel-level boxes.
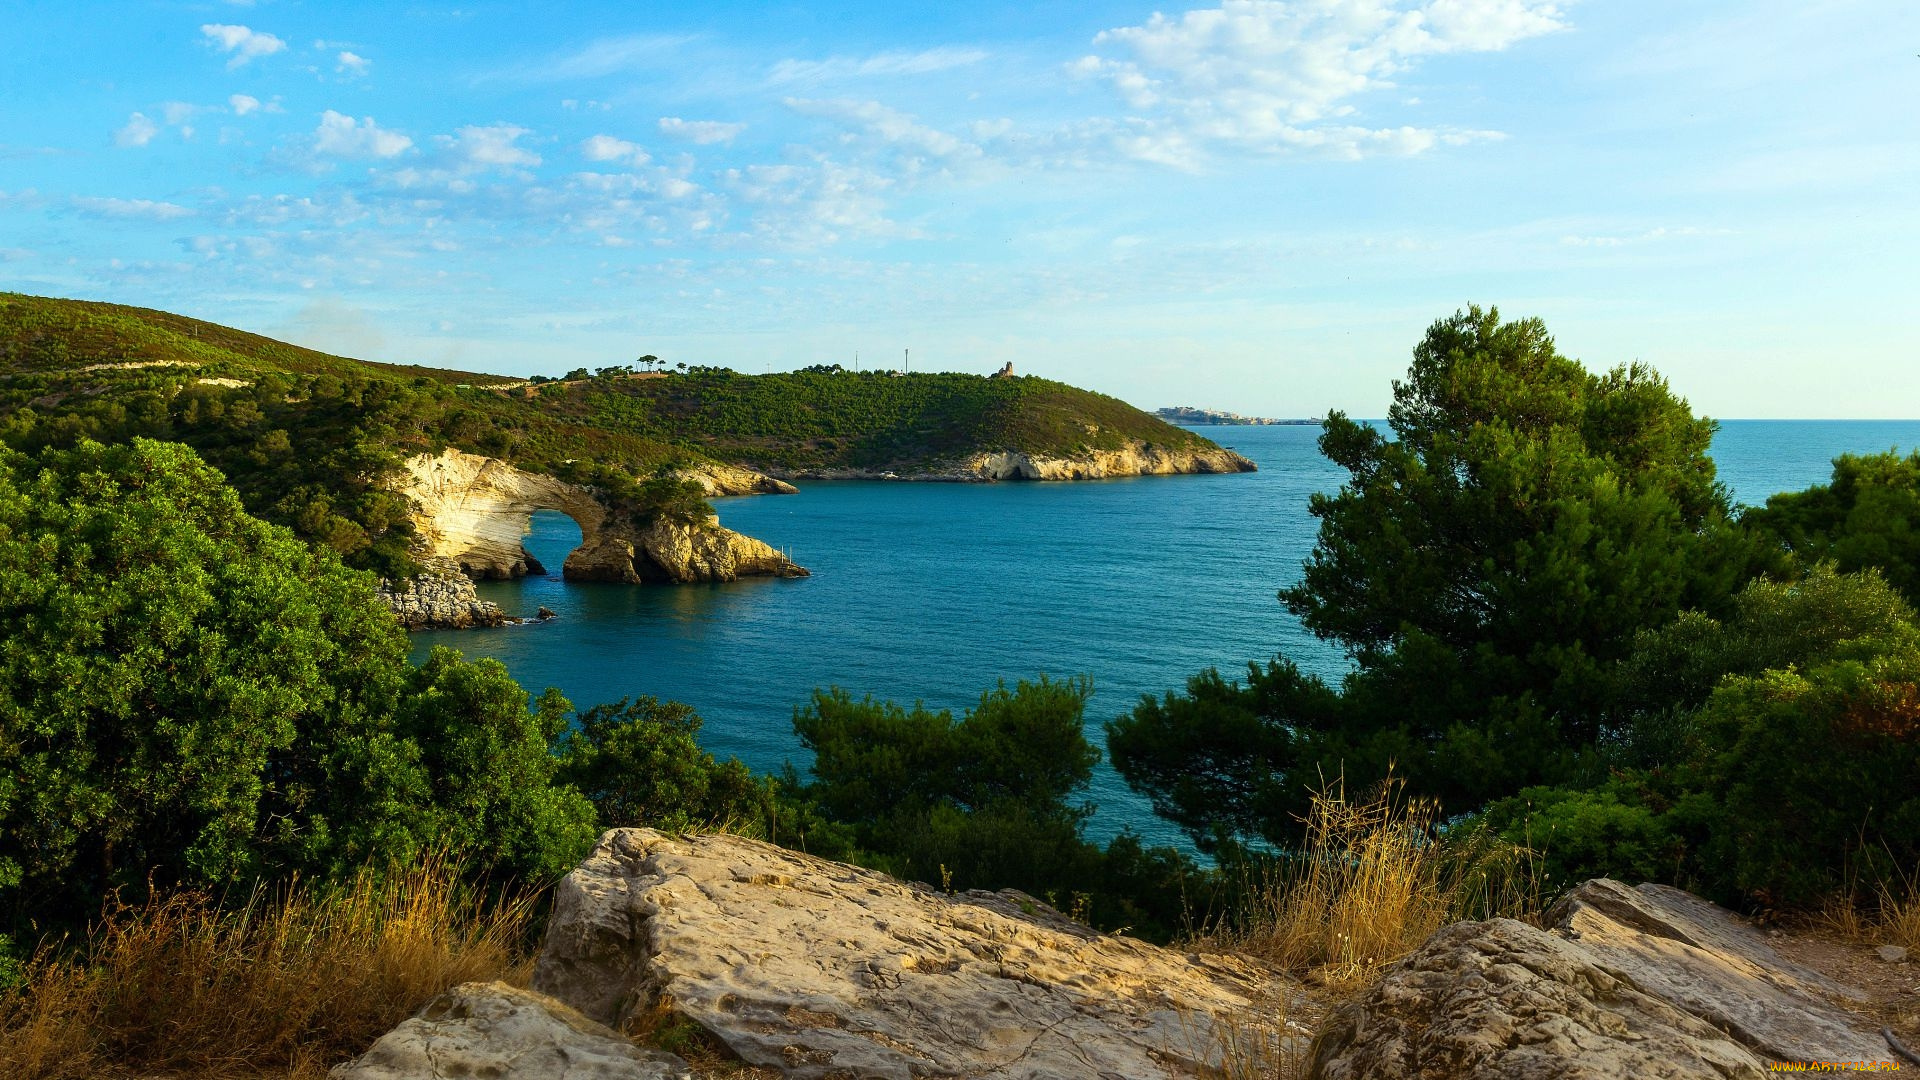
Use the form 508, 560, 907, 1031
1308, 879, 1889, 1079
961, 442, 1256, 481
397, 449, 605, 580
395, 449, 806, 589
533, 829, 1300, 1080
329, 981, 689, 1080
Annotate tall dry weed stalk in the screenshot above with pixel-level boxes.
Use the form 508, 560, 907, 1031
0, 853, 542, 1080
1202, 776, 1545, 992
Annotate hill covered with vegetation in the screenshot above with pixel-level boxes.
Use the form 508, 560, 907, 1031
0, 293, 1241, 573
543, 364, 1224, 471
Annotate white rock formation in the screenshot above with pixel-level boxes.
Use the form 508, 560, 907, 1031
775, 439, 1257, 483
532, 829, 1300, 1080
329, 981, 689, 1080
1308, 878, 1891, 1079
392, 449, 805, 586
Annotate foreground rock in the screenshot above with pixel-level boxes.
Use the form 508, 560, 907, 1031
330, 982, 689, 1080
395, 448, 806, 587
778, 438, 1257, 483
534, 829, 1300, 1079
376, 557, 507, 629
1310, 879, 1890, 1079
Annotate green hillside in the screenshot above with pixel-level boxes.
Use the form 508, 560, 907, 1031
0, 293, 1239, 571
535, 365, 1220, 471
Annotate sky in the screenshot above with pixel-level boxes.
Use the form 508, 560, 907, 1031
2, 0, 1916, 418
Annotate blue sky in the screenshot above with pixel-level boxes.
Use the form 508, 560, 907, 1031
2, 0, 1916, 418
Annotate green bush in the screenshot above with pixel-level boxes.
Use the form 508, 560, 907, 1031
556, 697, 768, 833
1482, 783, 1683, 889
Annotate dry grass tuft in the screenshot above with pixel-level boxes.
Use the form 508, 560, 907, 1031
0, 854, 542, 1080
1200, 777, 1545, 994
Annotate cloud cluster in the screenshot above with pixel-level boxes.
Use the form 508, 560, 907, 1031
312, 111, 413, 159
201, 23, 286, 68
1078, 0, 1564, 158
658, 118, 747, 145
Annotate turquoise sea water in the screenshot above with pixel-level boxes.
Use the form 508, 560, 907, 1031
412, 419, 1920, 847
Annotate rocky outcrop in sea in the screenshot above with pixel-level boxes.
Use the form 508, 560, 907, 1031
375, 557, 507, 630
391, 448, 807, 588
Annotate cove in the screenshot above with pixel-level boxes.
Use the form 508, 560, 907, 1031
411, 419, 1920, 848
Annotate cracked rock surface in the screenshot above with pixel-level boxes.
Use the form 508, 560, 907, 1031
1308, 879, 1889, 1079
329, 981, 689, 1079
533, 828, 1302, 1080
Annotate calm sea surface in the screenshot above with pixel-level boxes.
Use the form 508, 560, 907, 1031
412, 419, 1920, 847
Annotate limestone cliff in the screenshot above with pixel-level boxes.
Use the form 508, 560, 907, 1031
777, 437, 1256, 483
392, 448, 807, 589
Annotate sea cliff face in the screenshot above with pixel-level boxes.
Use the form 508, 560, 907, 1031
380, 449, 805, 622
776, 437, 1257, 483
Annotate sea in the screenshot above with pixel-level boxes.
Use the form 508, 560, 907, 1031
411, 419, 1920, 849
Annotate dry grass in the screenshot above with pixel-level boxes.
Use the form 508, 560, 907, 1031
0, 854, 543, 1080
1199, 777, 1546, 994
1822, 868, 1920, 953
1174, 993, 1315, 1080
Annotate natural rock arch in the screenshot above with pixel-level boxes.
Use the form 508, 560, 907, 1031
396, 449, 806, 585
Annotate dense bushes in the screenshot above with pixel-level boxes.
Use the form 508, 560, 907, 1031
0, 439, 600, 933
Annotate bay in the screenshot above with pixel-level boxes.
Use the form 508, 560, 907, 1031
411, 419, 1920, 848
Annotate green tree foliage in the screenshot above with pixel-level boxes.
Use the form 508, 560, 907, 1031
1112, 306, 1754, 850
1744, 450, 1920, 606
1486, 568, 1920, 906
781, 677, 1204, 938
555, 697, 768, 833
0, 440, 595, 931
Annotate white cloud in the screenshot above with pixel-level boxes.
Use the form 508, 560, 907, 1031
519, 34, 695, 81
337, 50, 371, 77
1560, 225, 1732, 247
581, 134, 650, 167
312, 110, 413, 158
70, 196, 197, 220
230, 94, 261, 116
1081, 0, 1564, 157
658, 117, 746, 145
786, 98, 981, 169
769, 47, 989, 85
115, 112, 159, 147
443, 123, 541, 169
201, 23, 287, 68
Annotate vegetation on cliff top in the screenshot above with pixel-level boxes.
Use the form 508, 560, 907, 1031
0, 293, 1235, 575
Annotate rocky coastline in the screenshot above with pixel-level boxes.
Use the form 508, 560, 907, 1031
774, 438, 1257, 483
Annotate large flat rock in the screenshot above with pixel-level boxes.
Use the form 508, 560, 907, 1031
330, 981, 689, 1080
1309, 879, 1891, 1079
533, 829, 1301, 1080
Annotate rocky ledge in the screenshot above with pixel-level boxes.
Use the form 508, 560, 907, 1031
337, 829, 1302, 1080
1310, 878, 1904, 1079
334, 838, 1912, 1079
776, 439, 1257, 483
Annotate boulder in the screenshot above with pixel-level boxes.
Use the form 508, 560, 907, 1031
376, 557, 507, 629
1309, 879, 1889, 1079
533, 829, 1300, 1080
330, 981, 688, 1080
